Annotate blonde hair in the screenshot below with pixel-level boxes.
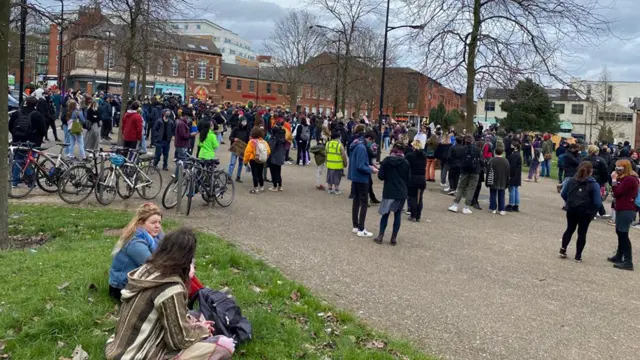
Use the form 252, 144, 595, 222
587, 144, 599, 155
112, 203, 162, 255
411, 139, 422, 149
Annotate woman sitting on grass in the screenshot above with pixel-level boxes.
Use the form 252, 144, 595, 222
105, 228, 235, 360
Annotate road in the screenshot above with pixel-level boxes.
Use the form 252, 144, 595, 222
14, 131, 640, 360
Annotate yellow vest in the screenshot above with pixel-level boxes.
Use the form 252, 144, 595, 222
326, 140, 344, 170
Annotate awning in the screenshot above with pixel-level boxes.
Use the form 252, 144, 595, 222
559, 121, 573, 130
473, 115, 497, 125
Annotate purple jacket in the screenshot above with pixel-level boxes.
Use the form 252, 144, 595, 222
174, 117, 191, 148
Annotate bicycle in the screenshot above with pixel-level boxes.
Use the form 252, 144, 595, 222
57, 148, 111, 204
95, 147, 162, 205
7, 141, 72, 198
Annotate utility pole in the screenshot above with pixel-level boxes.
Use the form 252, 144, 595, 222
105, 30, 112, 92
57, 0, 63, 91
19, 0, 27, 105
376, 0, 390, 162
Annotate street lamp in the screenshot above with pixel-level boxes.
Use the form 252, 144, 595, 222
105, 30, 112, 93
377, 0, 425, 161
310, 24, 342, 116
56, 0, 64, 91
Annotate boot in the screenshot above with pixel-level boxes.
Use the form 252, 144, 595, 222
373, 233, 383, 244
472, 202, 482, 210
613, 261, 634, 271
607, 250, 622, 263
513, 205, 520, 212
390, 233, 398, 246
505, 205, 513, 212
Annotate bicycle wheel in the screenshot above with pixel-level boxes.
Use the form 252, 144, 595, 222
116, 165, 136, 199
136, 165, 163, 200
36, 155, 67, 193
95, 166, 117, 205
214, 170, 235, 207
8, 159, 36, 199
57, 164, 95, 204
186, 175, 195, 216
161, 176, 188, 209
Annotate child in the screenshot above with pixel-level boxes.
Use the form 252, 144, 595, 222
243, 128, 271, 194
198, 120, 219, 161
309, 139, 327, 191
324, 131, 348, 194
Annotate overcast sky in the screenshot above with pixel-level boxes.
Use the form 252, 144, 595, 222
200, 0, 640, 89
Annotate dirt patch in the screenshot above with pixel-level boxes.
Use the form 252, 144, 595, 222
103, 228, 121, 237
9, 233, 51, 249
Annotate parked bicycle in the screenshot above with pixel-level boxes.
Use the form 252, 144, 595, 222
8, 141, 72, 199
57, 148, 110, 204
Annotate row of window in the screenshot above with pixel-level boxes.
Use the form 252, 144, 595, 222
219, 48, 254, 59
553, 103, 584, 115
172, 24, 202, 30
224, 79, 282, 94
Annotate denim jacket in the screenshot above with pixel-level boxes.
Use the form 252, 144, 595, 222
108, 228, 162, 289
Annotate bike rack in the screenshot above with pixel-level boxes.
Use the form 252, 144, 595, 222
176, 160, 184, 215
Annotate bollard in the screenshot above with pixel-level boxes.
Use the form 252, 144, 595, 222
176, 160, 183, 214
98, 152, 105, 199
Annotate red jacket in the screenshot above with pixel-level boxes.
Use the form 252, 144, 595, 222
122, 110, 143, 142
613, 175, 639, 212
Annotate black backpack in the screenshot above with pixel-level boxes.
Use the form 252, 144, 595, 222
13, 110, 32, 139
462, 145, 478, 172
188, 288, 252, 345
566, 179, 593, 213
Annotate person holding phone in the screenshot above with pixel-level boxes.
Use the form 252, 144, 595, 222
609, 159, 638, 270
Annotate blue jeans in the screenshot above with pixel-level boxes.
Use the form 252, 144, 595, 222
540, 159, 551, 177
489, 188, 505, 211
508, 186, 520, 206
216, 133, 223, 145
383, 137, 390, 150
154, 141, 170, 169
380, 209, 402, 235
63, 124, 71, 156
228, 153, 244, 179
11, 150, 33, 186
69, 134, 86, 159
174, 147, 188, 177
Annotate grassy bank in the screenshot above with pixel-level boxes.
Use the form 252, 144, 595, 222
0, 204, 433, 360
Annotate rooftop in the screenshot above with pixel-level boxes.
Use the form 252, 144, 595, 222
484, 87, 584, 102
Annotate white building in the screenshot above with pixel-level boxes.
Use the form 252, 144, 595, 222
169, 19, 255, 64
476, 87, 636, 144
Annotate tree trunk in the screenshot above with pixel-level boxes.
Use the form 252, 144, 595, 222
0, 0, 10, 249
340, 46, 350, 115
464, 0, 482, 132
118, 37, 136, 145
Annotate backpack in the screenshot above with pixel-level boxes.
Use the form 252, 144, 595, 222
12, 110, 32, 139
254, 139, 268, 164
70, 111, 83, 135
462, 145, 478, 172
300, 125, 310, 141
187, 288, 252, 345
566, 179, 593, 213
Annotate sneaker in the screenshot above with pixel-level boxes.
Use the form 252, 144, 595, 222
491, 210, 497, 214
473, 203, 482, 210
505, 205, 513, 212
334, 191, 343, 195
601, 214, 612, 219
259, 187, 265, 192
632, 223, 640, 230
269, 187, 278, 192
447, 190, 456, 196
574, 258, 583, 263
440, 183, 446, 187
559, 248, 567, 258
405, 210, 411, 215
556, 184, 562, 193
443, 187, 450, 192
328, 189, 335, 194
317, 184, 326, 191
499, 211, 506, 216
352, 227, 359, 233
462, 207, 473, 215
278, 187, 283, 192
357, 229, 373, 237
448, 204, 459, 213
235, 177, 242, 183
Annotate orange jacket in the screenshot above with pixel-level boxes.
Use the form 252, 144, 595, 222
243, 138, 271, 164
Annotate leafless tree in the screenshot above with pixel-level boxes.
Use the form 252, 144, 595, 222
263, 10, 323, 110
401, 0, 613, 130
0, 0, 9, 249
307, 0, 384, 114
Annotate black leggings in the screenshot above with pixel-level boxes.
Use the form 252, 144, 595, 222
297, 140, 309, 165
448, 166, 460, 190
270, 164, 282, 187
368, 174, 379, 202
407, 186, 425, 220
561, 211, 593, 259
250, 160, 264, 188
616, 230, 633, 263
352, 182, 369, 231
46, 118, 59, 140
472, 170, 484, 204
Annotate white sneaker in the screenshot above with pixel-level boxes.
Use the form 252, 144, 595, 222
499, 211, 506, 216
440, 183, 446, 187
357, 229, 373, 237
448, 204, 459, 213
352, 227, 359, 233
443, 187, 450, 192
462, 207, 473, 215
491, 210, 497, 214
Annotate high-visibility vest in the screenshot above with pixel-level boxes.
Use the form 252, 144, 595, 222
326, 140, 344, 170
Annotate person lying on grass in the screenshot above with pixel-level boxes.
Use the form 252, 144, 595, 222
106, 227, 235, 360
108, 203, 204, 301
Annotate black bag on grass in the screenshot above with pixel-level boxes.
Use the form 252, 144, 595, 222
187, 287, 253, 344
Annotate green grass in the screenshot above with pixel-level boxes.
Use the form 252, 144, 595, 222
521, 153, 559, 180
0, 204, 434, 360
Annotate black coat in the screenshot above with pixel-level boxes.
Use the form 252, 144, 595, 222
583, 155, 609, 185
508, 152, 522, 187
86, 108, 100, 125
229, 124, 250, 143
378, 155, 410, 200
405, 149, 428, 189
448, 144, 466, 169
564, 151, 581, 178
9, 105, 46, 146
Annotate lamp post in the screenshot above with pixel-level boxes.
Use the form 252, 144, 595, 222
18, 0, 27, 105
376, 0, 425, 161
56, 0, 63, 91
105, 30, 112, 93
310, 24, 342, 115
255, 64, 260, 106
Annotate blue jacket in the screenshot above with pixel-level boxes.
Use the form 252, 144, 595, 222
108, 228, 162, 289
561, 176, 602, 213
348, 137, 371, 183
152, 118, 175, 144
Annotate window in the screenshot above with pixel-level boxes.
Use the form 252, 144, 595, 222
200, 45, 209, 50
312, 88, 317, 99
618, 132, 626, 138
171, 58, 179, 76
229, 49, 236, 55
306, 88, 311, 99
184, 25, 189, 30
278, 84, 283, 95
484, 101, 496, 111
226, 78, 231, 90
599, 112, 633, 122
236, 79, 242, 91
607, 85, 613, 101
187, 44, 196, 49
318, 89, 324, 99
224, 38, 231, 43
198, 60, 206, 79
220, 48, 225, 53
586, 84, 591, 98
297, 87, 302, 100
103, 46, 114, 69
571, 104, 584, 115
156, 60, 162, 75
266, 83, 272, 94
553, 103, 565, 114
196, 24, 201, 29
189, 64, 195, 78
172, 24, 179, 29
249, 80, 255, 92
209, 67, 214, 80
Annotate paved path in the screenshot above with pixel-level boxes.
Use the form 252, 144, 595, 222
16, 133, 640, 360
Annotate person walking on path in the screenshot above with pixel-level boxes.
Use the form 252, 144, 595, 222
310, 138, 328, 190
84, 99, 101, 153
526, 143, 542, 182
324, 132, 348, 194
152, 110, 175, 171
583, 144, 611, 218
268, 123, 287, 192
487, 147, 510, 215
448, 135, 482, 214
405, 139, 427, 222
100, 95, 113, 141
374, 143, 410, 246
243, 127, 271, 194
446, 135, 465, 195
228, 116, 250, 182
559, 161, 601, 262
541, 134, 554, 177
349, 124, 374, 237
122, 102, 143, 151
425, 135, 438, 182
296, 117, 311, 166
608, 159, 638, 270
436, 135, 452, 189
506, 141, 523, 212
65, 100, 87, 160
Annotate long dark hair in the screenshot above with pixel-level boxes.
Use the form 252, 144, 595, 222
146, 227, 197, 285
574, 161, 593, 181
199, 120, 211, 143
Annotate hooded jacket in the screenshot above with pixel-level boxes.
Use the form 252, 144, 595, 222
268, 126, 287, 166
583, 155, 609, 185
108, 228, 161, 290
174, 116, 191, 148
405, 149, 427, 189
563, 150, 581, 178
122, 110, 143, 142
9, 104, 46, 146
105, 264, 232, 360
348, 136, 371, 183
561, 176, 602, 214
229, 123, 250, 143
378, 153, 410, 200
